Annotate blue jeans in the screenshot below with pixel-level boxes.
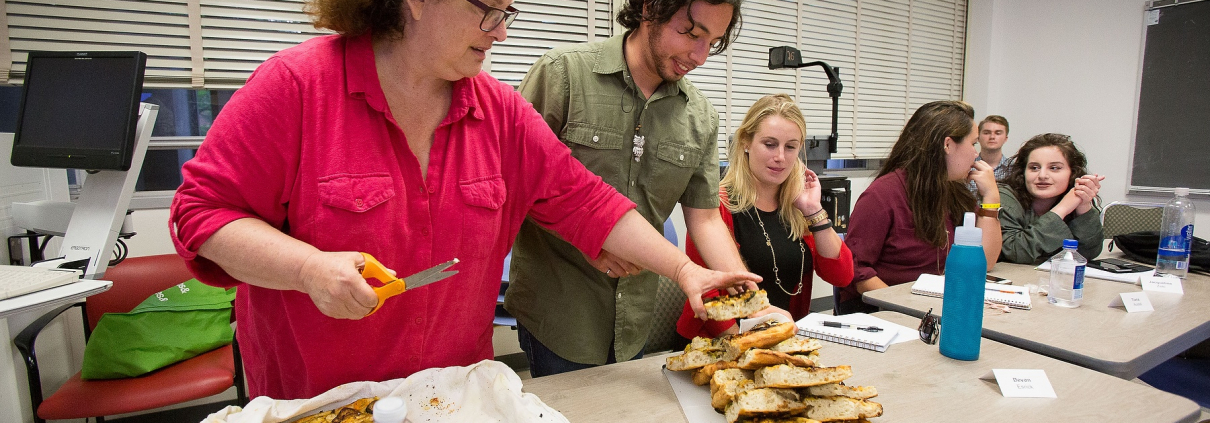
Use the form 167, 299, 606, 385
516, 324, 643, 377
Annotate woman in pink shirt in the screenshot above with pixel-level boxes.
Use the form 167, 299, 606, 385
839, 100, 1002, 314
170, 0, 758, 399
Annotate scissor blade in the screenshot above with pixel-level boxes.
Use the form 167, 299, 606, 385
401, 258, 460, 290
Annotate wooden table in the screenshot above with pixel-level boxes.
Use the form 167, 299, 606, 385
522, 312, 1201, 423
862, 261, 1210, 380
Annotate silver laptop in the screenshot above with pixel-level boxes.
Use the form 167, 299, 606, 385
0, 265, 82, 300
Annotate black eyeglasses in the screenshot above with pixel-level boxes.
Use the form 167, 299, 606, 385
464, 0, 520, 32
919, 308, 940, 345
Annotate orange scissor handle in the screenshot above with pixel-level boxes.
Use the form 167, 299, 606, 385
361, 252, 405, 316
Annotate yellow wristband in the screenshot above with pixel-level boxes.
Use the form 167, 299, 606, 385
981, 203, 1001, 209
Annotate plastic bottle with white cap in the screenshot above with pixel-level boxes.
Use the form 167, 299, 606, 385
939, 212, 985, 361
373, 397, 407, 423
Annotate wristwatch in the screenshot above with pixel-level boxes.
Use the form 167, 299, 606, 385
976, 206, 1001, 219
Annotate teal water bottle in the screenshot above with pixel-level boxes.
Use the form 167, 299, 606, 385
939, 212, 986, 360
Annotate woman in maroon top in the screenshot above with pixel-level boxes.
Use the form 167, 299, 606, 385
838, 101, 1002, 315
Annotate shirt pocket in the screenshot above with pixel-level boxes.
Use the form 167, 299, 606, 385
459, 175, 507, 258
317, 173, 395, 213
563, 122, 625, 188
646, 141, 704, 208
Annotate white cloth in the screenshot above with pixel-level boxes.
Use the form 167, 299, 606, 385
202, 360, 568, 423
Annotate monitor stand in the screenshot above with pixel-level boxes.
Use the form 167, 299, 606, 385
33, 103, 159, 279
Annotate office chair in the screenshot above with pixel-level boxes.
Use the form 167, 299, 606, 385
14, 254, 247, 423
1101, 201, 1165, 239
644, 275, 689, 355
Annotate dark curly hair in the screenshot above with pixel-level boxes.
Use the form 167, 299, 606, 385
879, 100, 977, 248
1004, 133, 1093, 214
616, 0, 742, 56
305, 0, 406, 39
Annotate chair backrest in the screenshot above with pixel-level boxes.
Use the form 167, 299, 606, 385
1101, 201, 1165, 239
86, 254, 195, 330
644, 275, 688, 355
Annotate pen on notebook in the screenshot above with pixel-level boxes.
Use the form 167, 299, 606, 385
986, 287, 1022, 295
821, 321, 884, 332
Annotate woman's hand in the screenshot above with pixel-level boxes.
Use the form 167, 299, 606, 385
298, 251, 381, 319
968, 160, 999, 201
1072, 174, 1105, 215
674, 261, 761, 319
793, 168, 824, 216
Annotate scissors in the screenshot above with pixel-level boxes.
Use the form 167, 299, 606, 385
360, 252, 459, 316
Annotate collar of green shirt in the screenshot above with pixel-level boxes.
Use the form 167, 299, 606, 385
593, 32, 693, 101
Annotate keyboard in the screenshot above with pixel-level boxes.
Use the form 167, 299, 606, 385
0, 265, 82, 300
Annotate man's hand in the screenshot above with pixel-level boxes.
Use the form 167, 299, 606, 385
583, 249, 643, 278
298, 251, 381, 319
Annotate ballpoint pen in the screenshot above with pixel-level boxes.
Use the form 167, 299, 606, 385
821, 321, 883, 332
986, 287, 1023, 295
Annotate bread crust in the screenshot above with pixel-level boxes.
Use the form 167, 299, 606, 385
769, 336, 823, 355
705, 290, 770, 320
727, 321, 798, 353
737, 349, 819, 370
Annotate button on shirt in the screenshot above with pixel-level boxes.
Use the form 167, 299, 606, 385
170, 33, 635, 399
505, 33, 721, 365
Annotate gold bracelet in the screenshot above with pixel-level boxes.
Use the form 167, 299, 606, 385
806, 210, 830, 226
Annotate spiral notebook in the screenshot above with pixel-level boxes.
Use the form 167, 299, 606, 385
910, 273, 1033, 310
795, 313, 900, 352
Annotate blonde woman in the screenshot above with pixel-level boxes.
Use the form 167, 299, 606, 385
678, 94, 854, 338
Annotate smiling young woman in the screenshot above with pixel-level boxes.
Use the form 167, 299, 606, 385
998, 133, 1105, 264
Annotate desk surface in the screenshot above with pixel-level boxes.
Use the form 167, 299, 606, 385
523, 312, 1201, 423
863, 262, 1210, 380
0, 279, 110, 319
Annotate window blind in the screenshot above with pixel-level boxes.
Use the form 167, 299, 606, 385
488, 0, 613, 86
695, 0, 966, 160
2, 0, 325, 88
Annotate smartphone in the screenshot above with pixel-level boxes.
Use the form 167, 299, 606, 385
986, 275, 1011, 284
1088, 258, 1152, 273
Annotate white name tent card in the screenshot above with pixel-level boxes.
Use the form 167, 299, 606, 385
1141, 274, 1184, 294
980, 369, 1057, 398
1108, 292, 1154, 312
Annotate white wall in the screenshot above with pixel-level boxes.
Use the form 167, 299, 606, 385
964, 0, 1210, 237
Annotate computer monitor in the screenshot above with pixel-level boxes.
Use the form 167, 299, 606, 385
9, 51, 147, 171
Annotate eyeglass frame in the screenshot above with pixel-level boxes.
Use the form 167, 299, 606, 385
464, 0, 520, 32
918, 307, 940, 345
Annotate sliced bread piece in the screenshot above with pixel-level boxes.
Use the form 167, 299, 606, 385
755, 365, 852, 388
710, 368, 756, 411
770, 336, 823, 355
805, 383, 878, 399
724, 388, 807, 423
667, 336, 740, 371
737, 349, 818, 370
705, 290, 770, 320
726, 321, 798, 353
734, 417, 823, 423
694, 360, 740, 385
799, 397, 883, 422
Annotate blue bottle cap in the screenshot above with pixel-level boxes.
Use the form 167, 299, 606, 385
1063, 239, 1078, 249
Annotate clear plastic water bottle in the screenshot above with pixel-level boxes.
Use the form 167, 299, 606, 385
1048, 239, 1085, 308
940, 212, 985, 361
1156, 187, 1196, 278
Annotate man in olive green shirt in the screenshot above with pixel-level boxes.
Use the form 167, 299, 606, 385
505, 0, 751, 376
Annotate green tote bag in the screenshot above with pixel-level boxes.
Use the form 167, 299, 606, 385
81, 279, 236, 380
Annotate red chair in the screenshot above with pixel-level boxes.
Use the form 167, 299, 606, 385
14, 254, 247, 423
